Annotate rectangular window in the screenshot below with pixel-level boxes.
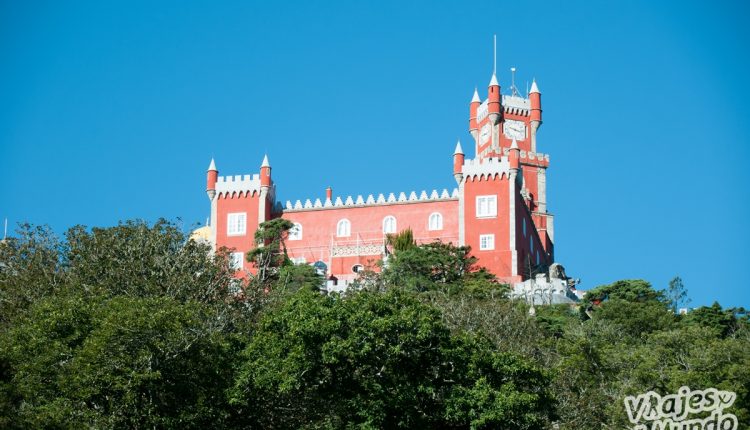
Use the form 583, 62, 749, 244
479, 234, 495, 251
227, 212, 247, 236
230, 252, 244, 270
289, 223, 302, 240
476, 195, 497, 218
291, 256, 306, 265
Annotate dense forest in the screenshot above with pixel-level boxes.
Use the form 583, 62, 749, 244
1, 219, 748, 429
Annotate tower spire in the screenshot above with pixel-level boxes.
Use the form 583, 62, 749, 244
454, 139, 464, 155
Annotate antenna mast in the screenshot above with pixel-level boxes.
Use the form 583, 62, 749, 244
493, 34, 497, 75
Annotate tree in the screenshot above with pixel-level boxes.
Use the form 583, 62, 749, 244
380, 241, 498, 294
682, 301, 741, 338
64, 219, 234, 303
229, 289, 554, 429
385, 228, 416, 253
0, 219, 243, 428
2, 295, 236, 429
0, 224, 64, 326
246, 218, 294, 285
666, 275, 690, 313
582, 280, 675, 337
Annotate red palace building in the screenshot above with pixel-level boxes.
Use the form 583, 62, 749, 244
200, 66, 558, 291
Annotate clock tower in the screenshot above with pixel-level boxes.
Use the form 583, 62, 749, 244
465, 70, 553, 275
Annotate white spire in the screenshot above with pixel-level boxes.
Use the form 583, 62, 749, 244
510, 139, 519, 150
454, 140, 464, 155
471, 87, 480, 103
530, 79, 540, 94
493, 34, 497, 76
261, 154, 270, 168
489, 73, 499, 87
207, 158, 217, 171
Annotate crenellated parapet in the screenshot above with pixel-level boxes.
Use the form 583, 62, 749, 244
283, 188, 458, 212
215, 174, 262, 198
460, 156, 511, 182
502, 95, 530, 116
500, 148, 550, 167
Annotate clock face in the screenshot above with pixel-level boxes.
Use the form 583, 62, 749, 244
480, 123, 491, 144
503, 120, 526, 141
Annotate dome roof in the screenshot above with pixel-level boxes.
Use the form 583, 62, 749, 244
190, 226, 212, 243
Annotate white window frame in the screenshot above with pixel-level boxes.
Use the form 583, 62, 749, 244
227, 212, 247, 236
382, 216, 397, 234
476, 195, 497, 218
291, 256, 306, 265
428, 212, 443, 231
288, 222, 302, 240
229, 252, 244, 270
336, 219, 351, 237
479, 234, 495, 251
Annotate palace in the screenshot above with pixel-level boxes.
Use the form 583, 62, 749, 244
198, 64, 575, 298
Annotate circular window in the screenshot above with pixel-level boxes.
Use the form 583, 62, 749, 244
352, 264, 364, 273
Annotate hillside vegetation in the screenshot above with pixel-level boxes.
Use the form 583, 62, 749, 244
1, 220, 748, 429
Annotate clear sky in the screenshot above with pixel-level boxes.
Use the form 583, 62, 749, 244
1, 0, 749, 307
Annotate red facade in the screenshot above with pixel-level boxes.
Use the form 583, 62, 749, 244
202, 72, 554, 285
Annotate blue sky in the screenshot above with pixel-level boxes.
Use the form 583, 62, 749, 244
1, 0, 749, 307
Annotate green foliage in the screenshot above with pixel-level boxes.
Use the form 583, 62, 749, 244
0, 224, 64, 326
583, 279, 666, 304
64, 219, 234, 303
583, 279, 675, 337
277, 263, 324, 294
1, 219, 748, 429
230, 289, 554, 429
666, 275, 690, 313
385, 228, 416, 253
381, 241, 498, 293
246, 218, 294, 284
0, 220, 242, 429
682, 301, 743, 338
3, 295, 234, 428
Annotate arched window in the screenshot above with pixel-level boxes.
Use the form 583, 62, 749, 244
336, 219, 351, 237
382, 216, 397, 234
428, 212, 443, 231
288, 222, 302, 240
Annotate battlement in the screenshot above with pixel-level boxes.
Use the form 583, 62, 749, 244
282, 188, 459, 212
500, 148, 550, 166
502, 95, 530, 116
215, 174, 261, 198
461, 156, 511, 181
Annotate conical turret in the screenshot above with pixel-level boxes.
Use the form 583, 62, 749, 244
453, 140, 465, 184
206, 158, 218, 201
529, 79, 542, 152
469, 88, 481, 140
260, 154, 271, 188
488, 73, 501, 124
